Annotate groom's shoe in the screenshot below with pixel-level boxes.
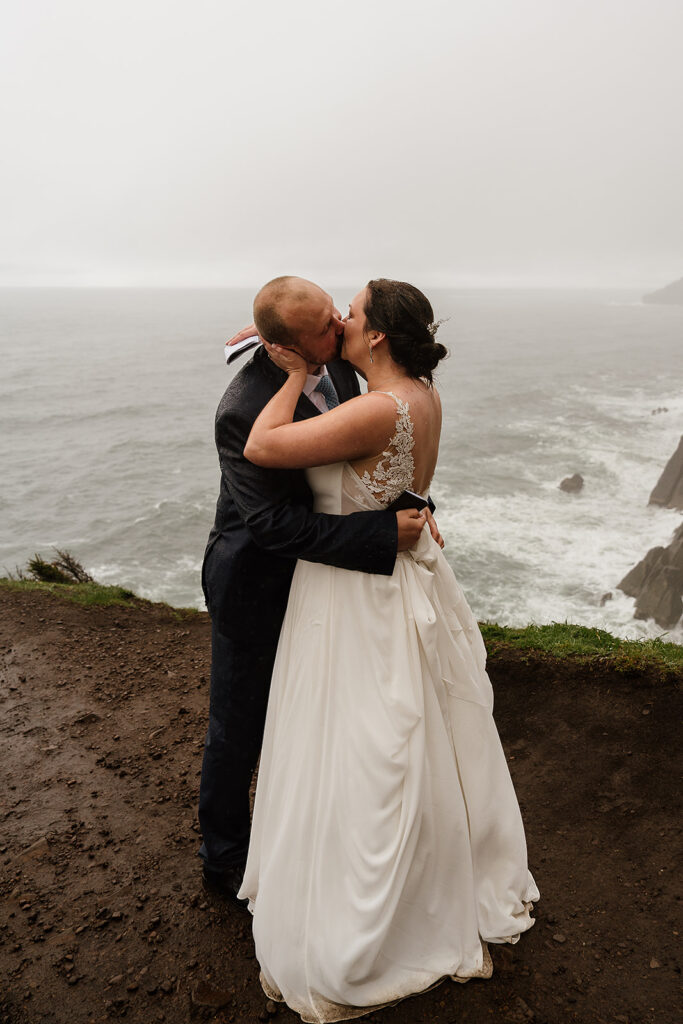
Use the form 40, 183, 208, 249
202, 863, 248, 907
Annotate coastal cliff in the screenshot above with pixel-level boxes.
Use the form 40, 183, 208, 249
649, 435, 683, 510
617, 439, 683, 630
643, 276, 683, 305
1, 581, 681, 1024
618, 523, 683, 630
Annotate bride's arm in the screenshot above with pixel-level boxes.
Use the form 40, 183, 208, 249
244, 349, 396, 470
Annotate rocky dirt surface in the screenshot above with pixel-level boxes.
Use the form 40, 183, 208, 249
1, 586, 681, 1024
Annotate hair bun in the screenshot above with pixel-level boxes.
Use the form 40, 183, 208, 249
364, 279, 447, 383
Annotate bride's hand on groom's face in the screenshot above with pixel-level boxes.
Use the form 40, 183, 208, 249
262, 340, 308, 377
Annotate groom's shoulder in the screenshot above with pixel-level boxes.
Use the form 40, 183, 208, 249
216, 346, 279, 423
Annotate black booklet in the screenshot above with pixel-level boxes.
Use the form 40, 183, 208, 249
387, 490, 435, 514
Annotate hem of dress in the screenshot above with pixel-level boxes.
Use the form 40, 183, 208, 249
259, 942, 494, 1024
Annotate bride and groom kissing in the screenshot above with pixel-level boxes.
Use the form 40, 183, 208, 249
199, 275, 538, 1023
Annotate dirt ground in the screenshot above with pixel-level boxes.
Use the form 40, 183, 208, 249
1, 586, 681, 1024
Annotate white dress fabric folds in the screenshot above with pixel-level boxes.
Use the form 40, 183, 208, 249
239, 456, 538, 1023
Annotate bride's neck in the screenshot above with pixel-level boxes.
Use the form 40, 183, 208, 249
366, 359, 411, 392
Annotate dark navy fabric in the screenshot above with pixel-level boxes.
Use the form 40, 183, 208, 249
198, 347, 398, 871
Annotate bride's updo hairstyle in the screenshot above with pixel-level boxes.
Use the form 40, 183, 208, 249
364, 279, 447, 384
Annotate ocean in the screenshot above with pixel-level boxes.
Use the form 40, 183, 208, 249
1, 286, 681, 642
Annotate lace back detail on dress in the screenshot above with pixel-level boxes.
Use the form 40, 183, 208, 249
360, 392, 415, 507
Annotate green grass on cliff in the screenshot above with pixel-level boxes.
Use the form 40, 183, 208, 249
1, 579, 680, 672
0, 577, 202, 617
0, 577, 140, 607
480, 621, 683, 673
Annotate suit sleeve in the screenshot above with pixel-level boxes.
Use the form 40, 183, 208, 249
217, 404, 398, 576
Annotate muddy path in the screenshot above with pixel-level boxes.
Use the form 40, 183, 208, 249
1, 586, 680, 1024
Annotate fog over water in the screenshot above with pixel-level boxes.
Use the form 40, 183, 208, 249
2, 0, 682, 288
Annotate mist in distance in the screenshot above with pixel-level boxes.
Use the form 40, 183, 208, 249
2, 0, 682, 290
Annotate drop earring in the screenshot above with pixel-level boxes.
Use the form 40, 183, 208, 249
368, 344, 374, 363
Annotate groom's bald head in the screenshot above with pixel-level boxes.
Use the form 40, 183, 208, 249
253, 276, 344, 370
253, 276, 329, 347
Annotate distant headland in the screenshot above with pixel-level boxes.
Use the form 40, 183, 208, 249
643, 276, 683, 305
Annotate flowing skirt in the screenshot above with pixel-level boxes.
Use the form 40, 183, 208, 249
239, 528, 538, 1023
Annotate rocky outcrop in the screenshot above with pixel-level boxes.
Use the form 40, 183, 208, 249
643, 276, 683, 305
649, 436, 683, 510
559, 473, 584, 493
618, 523, 683, 629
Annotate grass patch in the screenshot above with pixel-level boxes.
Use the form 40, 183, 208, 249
0, 578, 140, 608
0, 577, 203, 617
480, 621, 683, 674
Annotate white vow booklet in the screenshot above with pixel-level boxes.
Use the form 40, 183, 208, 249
225, 336, 261, 365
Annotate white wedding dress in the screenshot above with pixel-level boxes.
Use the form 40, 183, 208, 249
239, 394, 538, 1023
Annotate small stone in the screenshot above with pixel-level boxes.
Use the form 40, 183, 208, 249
127, 982, 138, 992
553, 933, 567, 944
190, 981, 232, 1008
21, 837, 50, 860
160, 979, 173, 994
514, 996, 535, 1020
266, 999, 278, 1014
559, 473, 584, 493
109, 974, 124, 985
649, 957, 661, 968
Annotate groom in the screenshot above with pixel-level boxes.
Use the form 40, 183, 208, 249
199, 276, 432, 900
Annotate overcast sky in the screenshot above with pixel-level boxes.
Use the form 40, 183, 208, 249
2, 0, 682, 288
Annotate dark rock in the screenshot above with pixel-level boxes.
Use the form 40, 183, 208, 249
618, 523, 683, 629
559, 473, 584, 493
649, 436, 683, 510
599, 592, 612, 606
643, 276, 683, 305
619, 547, 666, 597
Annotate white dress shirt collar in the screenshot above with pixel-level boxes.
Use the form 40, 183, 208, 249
303, 365, 330, 414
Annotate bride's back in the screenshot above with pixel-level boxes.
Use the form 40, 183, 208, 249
349, 383, 442, 503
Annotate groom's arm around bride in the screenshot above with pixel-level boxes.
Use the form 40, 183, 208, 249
199, 276, 427, 894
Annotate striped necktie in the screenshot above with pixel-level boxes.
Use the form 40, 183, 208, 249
313, 374, 340, 411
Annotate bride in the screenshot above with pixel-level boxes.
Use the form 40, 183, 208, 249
238, 278, 538, 1023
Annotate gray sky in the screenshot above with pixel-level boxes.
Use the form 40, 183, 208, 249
2, 0, 682, 288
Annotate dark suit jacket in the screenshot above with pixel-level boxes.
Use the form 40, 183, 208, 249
203, 346, 398, 646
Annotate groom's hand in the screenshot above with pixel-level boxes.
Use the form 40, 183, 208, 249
396, 509, 427, 551
395, 508, 445, 551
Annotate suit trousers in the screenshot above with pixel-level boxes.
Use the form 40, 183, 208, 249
198, 618, 280, 871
